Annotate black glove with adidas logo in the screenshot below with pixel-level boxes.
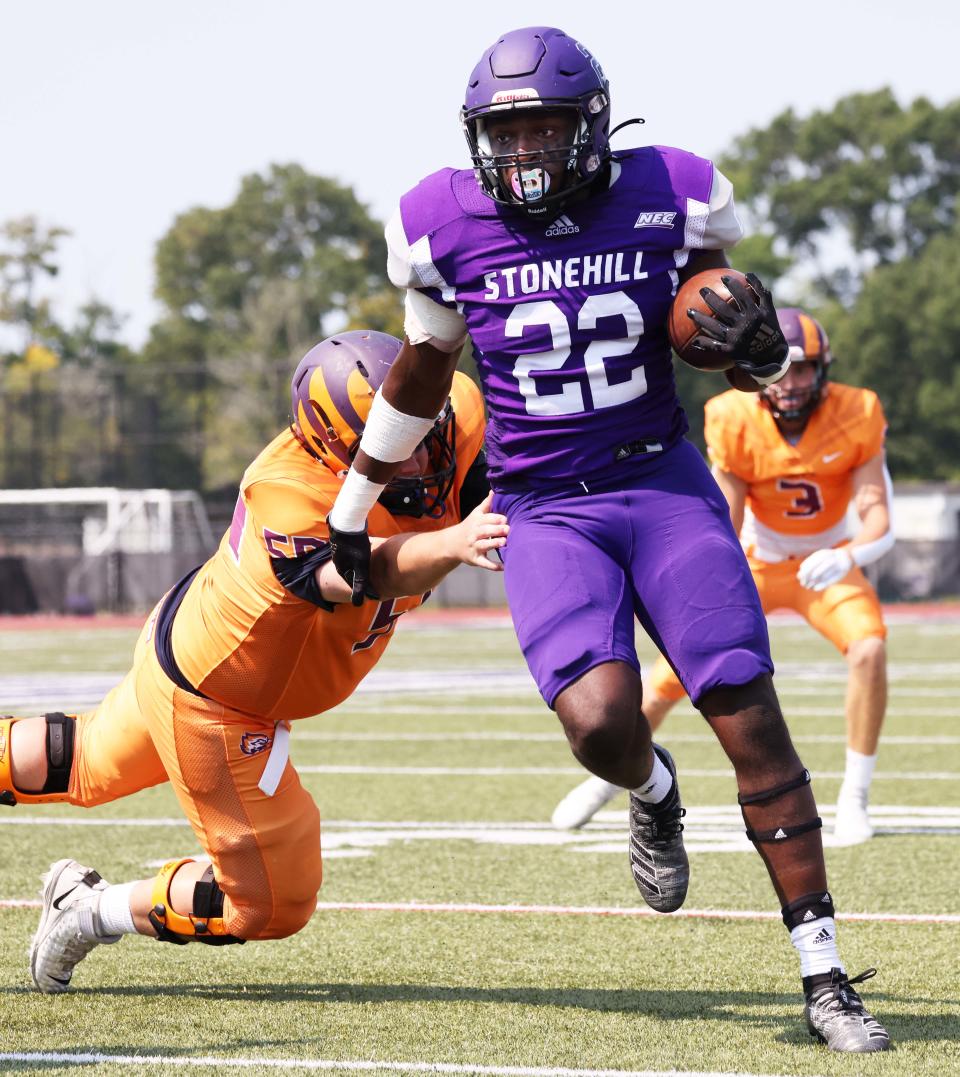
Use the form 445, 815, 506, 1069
689, 272, 789, 383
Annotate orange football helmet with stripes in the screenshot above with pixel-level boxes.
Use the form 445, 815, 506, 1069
762, 308, 833, 422
290, 330, 457, 518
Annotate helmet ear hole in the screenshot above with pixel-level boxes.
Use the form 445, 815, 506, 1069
310, 402, 339, 445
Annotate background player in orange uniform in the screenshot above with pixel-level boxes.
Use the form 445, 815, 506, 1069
0, 330, 506, 993
552, 309, 893, 846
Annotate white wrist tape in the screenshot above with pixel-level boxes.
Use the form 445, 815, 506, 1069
358, 390, 437, 464
328, 469, 386, 533
850, 529, 895, 568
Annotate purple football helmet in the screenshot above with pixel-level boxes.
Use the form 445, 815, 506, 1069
461, 26, 611, 216
761, 308, 834, 422
291, 330, 457, 518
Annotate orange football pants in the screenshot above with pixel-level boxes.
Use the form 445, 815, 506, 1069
66, 608, 322, 940
647, 555, 886, 702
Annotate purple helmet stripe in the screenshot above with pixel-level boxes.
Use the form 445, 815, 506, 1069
290, 331, 402, 467
321, 367, 369, 441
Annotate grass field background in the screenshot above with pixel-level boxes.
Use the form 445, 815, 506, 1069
1, 611, 958, 1076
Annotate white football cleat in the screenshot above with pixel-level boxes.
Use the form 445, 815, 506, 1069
551, 776, 622, 830
30, 858, 122, 994
833, 792, 874, 846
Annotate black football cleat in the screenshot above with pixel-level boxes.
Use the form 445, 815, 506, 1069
804, 967, 892, 1052
628, 745, 688, 913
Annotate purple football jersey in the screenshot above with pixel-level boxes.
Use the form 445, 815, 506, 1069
395, 147, 726, 489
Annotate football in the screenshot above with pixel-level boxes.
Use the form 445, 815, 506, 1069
668, 267, 757, 372
724, 366, 763, 393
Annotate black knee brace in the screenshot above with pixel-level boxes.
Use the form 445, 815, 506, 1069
0, 712, 75, 806
42, 712, 75, 794
738, 769, 822, 844
148, 859, 245, 946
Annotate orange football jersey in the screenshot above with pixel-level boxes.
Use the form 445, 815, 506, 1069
705, 383, 886, 540
170, 372, 485, 722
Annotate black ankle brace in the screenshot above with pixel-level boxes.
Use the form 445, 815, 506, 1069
782, 889, 836, 930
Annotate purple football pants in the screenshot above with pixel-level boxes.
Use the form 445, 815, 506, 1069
493, 440, 772, 708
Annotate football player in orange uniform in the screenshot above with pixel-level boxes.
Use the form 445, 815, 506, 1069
0, 330, 506, 994
552, 309, 893, 846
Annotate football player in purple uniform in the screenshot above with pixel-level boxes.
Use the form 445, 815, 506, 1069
327, 27, 890, 1052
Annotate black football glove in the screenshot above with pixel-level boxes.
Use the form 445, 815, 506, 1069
327, 518, 378, 607
688, 272, 789, 382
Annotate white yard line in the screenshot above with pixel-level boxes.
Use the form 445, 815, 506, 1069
294, 730, 960, 745
0, 1056, 816, 1077
3, 896, 955, 928
308, 901, 960, 926
293, 765, 960, 780
2, 805, 957, 831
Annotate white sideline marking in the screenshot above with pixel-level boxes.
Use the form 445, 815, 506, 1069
0, 1057, 812, 1077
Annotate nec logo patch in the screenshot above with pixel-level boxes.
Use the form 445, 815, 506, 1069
634, 211, 677, 229
240, 732, 273, 756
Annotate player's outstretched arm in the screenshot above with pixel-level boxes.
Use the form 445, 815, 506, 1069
328, 339, 461, 604
370, 492, 507, 598
797, 453, 894, 591
317, 493, 508, 603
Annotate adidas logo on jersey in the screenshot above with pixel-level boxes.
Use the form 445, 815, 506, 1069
545, 214, 580, 236
635, 210, 677, 229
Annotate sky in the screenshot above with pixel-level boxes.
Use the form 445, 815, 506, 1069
2, 0, 957, 347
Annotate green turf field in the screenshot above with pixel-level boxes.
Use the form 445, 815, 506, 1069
1, 615, 959, 1076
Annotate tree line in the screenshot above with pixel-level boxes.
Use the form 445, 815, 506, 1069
2, 89, 958, 493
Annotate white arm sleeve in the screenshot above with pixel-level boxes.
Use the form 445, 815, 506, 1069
851, 464, 896, 567
702, 167, 744, 250
850, 528, 895, 567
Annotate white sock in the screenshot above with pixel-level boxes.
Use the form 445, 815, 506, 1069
97, 882, 139, 936
839, 748, 876, 801
631, 751, 673, 804
791, 917, 844, 978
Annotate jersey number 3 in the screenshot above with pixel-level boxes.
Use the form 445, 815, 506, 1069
778, 478, 824, 518
506, 292, 646, 416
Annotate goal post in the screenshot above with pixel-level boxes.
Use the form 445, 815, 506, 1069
0, 488, 217, 614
